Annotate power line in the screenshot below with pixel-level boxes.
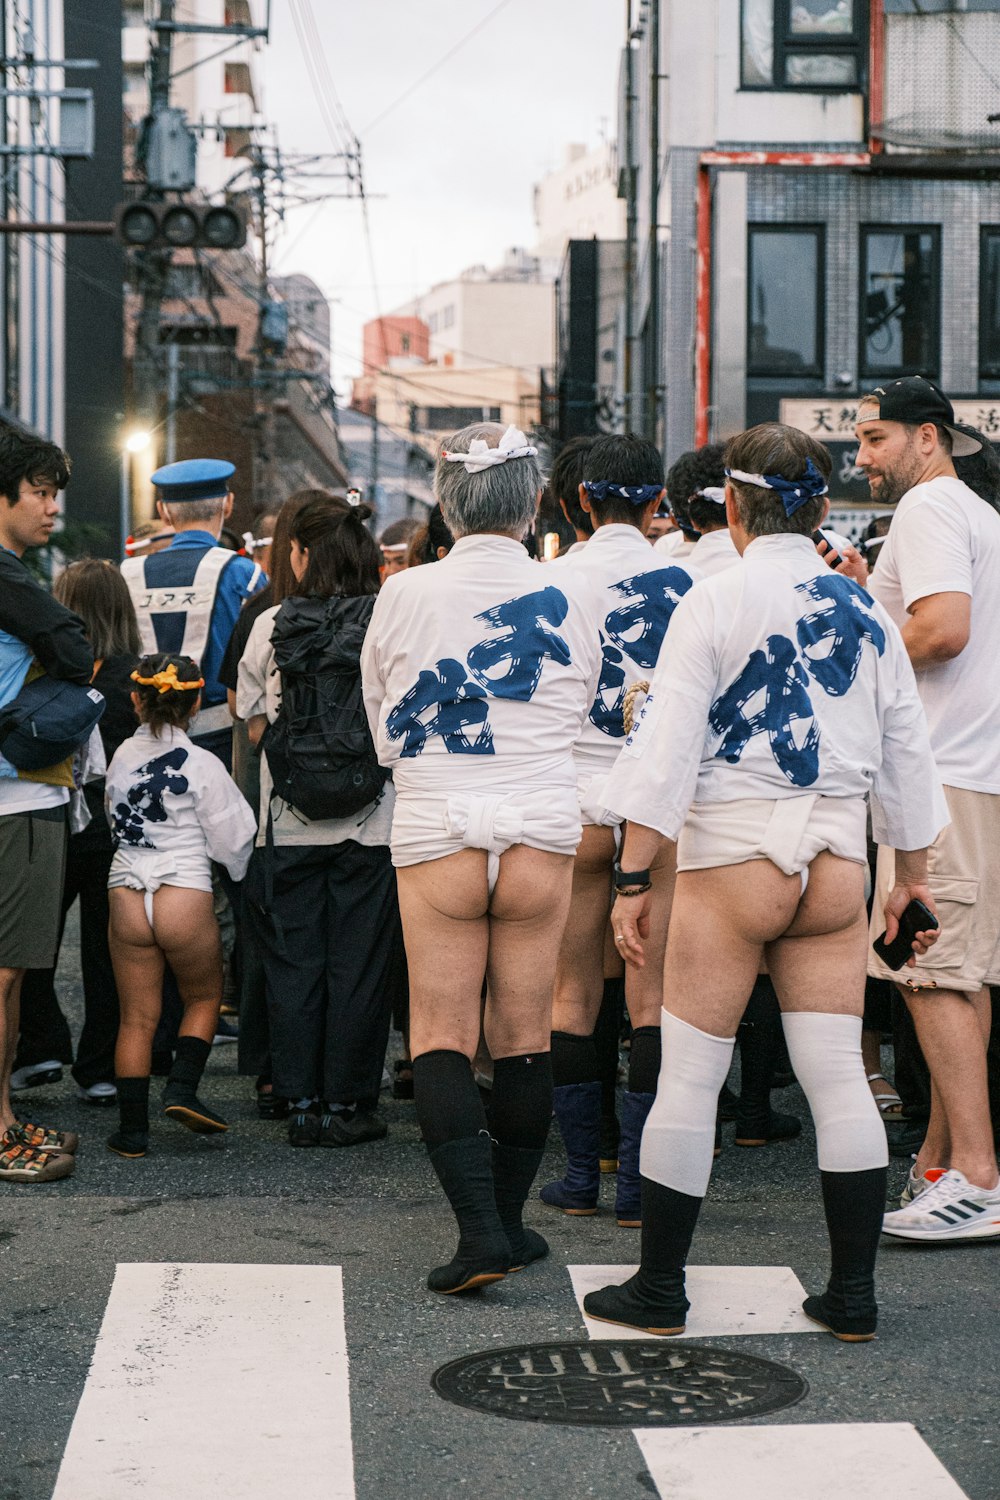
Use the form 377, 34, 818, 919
360, 0, 518, 135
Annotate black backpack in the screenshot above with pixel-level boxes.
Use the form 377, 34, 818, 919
262, 594, 387, 822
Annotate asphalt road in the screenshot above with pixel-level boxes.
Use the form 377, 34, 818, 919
2, 910, 998, 1500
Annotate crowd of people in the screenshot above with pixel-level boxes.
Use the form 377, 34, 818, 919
2, 375, 999, 1339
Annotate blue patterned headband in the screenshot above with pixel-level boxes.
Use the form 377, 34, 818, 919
583, 480, 663, 506
724, 458, 828, 518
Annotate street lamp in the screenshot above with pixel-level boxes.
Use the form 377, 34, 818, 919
120, 430, 152, 556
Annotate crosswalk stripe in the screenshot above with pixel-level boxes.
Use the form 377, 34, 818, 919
633, 1423, 969, 1499
570, 1267, 969, 1499
51, 1263, 355, 1499
569, 1263, 816, 1338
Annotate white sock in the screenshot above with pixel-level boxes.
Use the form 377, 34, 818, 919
639, 1009, 736, 1197
781, 1012, 888, 1172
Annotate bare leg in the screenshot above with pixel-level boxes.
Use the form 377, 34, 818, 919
151, 887, 222, 1042
905, 985, 997, 1189
109, 891, 165, 1078
397, 849, 489, 1061
551, 826, 615, 1038
625, 840, 677, 1030
0, 967, 25, 1133
485, 847, 574, 1058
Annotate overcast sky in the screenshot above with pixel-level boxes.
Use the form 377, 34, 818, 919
261, 0, 624, 396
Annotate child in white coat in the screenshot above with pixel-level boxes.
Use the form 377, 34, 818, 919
105, 653, 256, 1157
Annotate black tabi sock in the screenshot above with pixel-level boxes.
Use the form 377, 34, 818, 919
640, 1176, 703, 1281
628, 1026, 661, 1096
115, 1076, 150, 1136
413, 1049, 487, 1149
820, 1166, 887, 1289
489, 1053, 553, 1150
594, 978, 625, 1109
550, 1030, 599, 1087
168, 1035, 212, 1091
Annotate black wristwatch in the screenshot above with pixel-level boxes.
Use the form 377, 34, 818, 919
613, 859, 652, 895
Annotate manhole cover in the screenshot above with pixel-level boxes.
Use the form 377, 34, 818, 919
432, 1340, 807, 1427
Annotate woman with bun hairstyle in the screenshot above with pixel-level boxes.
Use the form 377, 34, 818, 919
237, 497, 400, 1151
105, 652, 256, 1157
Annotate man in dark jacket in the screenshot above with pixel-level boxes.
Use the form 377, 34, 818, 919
0, 422, 91, 1182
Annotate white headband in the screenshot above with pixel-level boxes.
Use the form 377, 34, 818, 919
442, 423, 538, 474
242, 531, 273, 552
696, 486, 727, 506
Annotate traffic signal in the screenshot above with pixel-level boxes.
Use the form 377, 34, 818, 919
115, 200, 247, 251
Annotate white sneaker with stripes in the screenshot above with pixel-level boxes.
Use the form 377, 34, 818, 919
882, 1168, 1000, 1241
899, 1163, 946, 1208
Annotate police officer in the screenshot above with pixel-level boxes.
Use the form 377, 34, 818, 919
121, 459, 265, 768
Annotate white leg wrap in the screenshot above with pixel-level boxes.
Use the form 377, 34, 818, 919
781, 1012, 888, 1173
639, 1009, 736, 1197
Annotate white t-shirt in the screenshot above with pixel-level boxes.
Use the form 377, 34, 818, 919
236, 604, 394, 849
361, 533, 602, 796
561, 522, 702, 774
868, 476, 1000, 795
604, 533, 947, 853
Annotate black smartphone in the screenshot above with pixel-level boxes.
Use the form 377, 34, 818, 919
812, 528, 842, 569
872, 899, 939, 971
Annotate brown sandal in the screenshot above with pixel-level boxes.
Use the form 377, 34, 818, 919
0, 1140, 75, 1182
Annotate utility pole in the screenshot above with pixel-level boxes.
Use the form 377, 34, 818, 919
646, 0, 661, 443
370, 395, 379, 504
622, 0, 637, 434
132, 0, 175, 439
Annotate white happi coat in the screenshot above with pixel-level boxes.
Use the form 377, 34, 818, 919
561, 523, 702, 824
686, 527, 741, 577
603, 533, 948, 867
361, 534, 602, 877
106, 725, 257, 905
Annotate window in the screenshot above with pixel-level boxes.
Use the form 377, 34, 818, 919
741, 0, 866, 89
421, 405, 501, 430
860, 226, 940, 379
980, 229, 1000, 380
747, 226, 825, 377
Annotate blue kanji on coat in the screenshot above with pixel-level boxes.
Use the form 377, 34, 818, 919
794, 573, 886, 697
604, 567, 695, 670
709, 634, 820, 787
589, 638, 628, 737
385, 658, 494, 757
113, 747, 190, 847
466, 587, 571, 700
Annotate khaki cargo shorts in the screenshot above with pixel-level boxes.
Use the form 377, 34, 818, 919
868, 784, 1000, 994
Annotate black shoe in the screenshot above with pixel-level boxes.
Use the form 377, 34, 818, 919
599, 1112, 620, 1174
257, 1088, 290, 1121
887, 1119, 928, 1159
718, 1082, 739, 1121
427, 1134, 511, 1294
162, 1082, 228, 1134
107, 1130, 148, 1158
392, 1059, 414, 1100
583, 1270, 689, 1336
318, 1107, 387, 1147
734, 1107, 802, 1147
288, 1106, 321, 1147
802, 1287, 877, 1342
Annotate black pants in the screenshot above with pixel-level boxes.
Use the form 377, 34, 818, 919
17, 846, 120, 1088
249, 839, 402, 1106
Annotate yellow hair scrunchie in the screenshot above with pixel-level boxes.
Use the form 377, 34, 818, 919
130, 664, 205, 695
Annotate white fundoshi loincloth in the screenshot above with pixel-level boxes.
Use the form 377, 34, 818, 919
108, 846, 215, 925
677, 793, 868, 892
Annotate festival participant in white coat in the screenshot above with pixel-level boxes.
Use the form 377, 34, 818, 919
584, 423, 946, 1342
362, 422, 601, 1295
540, 433, 702, 1226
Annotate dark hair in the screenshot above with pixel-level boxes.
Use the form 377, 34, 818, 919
53, 560, 141, 659
291, 497, 381, 598
724, 424, 831, 537
581, 434, 664, 526
666, 443, 726, 537
379, 516, 422, 549
258, 489, 341, 610
406, 502, 454, 565
545, 435, 598, 533
953, 428, 1000, 512
0, 420, 70, 506
131, 652, 203, 734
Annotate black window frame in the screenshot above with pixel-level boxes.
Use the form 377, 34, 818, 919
979, 226, 1000, 381
747, 223, 826, 380
740, 0, 868, 91
859, 223, 941, 382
